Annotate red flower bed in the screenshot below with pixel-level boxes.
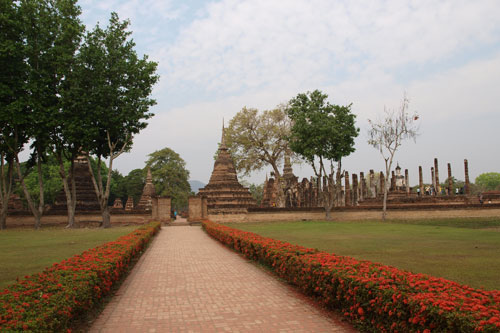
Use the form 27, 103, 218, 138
203, 220, 500, 332
0, 222, 161, 331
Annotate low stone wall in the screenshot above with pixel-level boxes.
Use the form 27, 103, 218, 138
6, 212, 153, 227
209, 205, 500, 223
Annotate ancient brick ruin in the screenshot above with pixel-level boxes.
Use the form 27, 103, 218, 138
258, 157, 500, 209
196, 125, 256, 214
50, 155, 101, 212
136, 168, 156, 211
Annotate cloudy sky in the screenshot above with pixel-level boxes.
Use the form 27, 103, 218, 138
78, 0, 500, 186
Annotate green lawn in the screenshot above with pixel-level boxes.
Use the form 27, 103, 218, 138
0, 226, 138, 289
226, 218, 500, 291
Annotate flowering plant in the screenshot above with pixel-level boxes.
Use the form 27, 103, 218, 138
0, 222, 161, 331
203, 220, 500, 332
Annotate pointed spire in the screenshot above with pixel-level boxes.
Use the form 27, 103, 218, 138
220, 118, 227, 149
283, 148, 293, 178
146, 167, 153, 183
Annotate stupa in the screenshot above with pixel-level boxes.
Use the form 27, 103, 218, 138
50, 155, 101, 212
136, 168, 156, 211
112, 198, 124, 210
198, 123, 256, 213
124, 197, 134, 211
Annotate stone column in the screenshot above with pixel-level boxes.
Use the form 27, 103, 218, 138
316, 177, 321, 206
188, 196, 203, 222
157, 197, 172, 222
431, 167, 435, 195
405, 169, 410, 195
359, 172, 365, 201
448, 163, 453, 196
419, 166, 424, 196
464, 159, 470, 195
345, 171, 351, 206
391, 171, 396, 191
434, 158, 440, 195
362, 174, 368, 199
352, 173, 358, 206
379, 172, 385, 197
369, 170, 376, 198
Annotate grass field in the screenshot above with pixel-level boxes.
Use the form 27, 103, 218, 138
226, 218, 500, 291
0, 226, 138, 289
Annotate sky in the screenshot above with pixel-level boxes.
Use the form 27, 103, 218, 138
76, 0, 500, 186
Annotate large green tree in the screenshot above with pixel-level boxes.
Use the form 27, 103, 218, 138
225, 106, 293, 207
475, 172, 500, 191
146, 148, 191, 211
65, 12, 158, 227
14, 0, 85, 228
123, 169, 145, 206
0, 0, 28, 229
287, 90, 359, 219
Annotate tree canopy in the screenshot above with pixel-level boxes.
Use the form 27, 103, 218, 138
475, 172, 500, 191
287, 90, 359, 169
146, 148, 191, 211
225, 106, 293, 176
0, 2, 158, 228
287, 89, 359, 218
225, 106, 293, 207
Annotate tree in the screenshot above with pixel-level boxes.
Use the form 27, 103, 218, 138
368, 94, 419, 220
14, 0, 84, 229
225, 106, 293, 207
66, 13, 158, 227
475, 172, 500, 191
287, 90, 359, 219
145, 148, 191, 211
15, 155, 66, 207
0, 0, 27, 229
123, 169, 145, 205
108, 170, 126, 206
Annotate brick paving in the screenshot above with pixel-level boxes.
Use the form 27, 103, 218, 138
90, 225, 355, 332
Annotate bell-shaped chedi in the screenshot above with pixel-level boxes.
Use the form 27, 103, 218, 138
124, 196, 134, 211
136, 168, 156, 211
198, 123, 256, 213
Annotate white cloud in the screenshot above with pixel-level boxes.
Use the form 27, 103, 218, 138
163, 0, 500, 94
75, 0, 500, 186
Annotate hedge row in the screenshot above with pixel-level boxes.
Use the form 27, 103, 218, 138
203, 220, 500, 332
0, 222, 161, 331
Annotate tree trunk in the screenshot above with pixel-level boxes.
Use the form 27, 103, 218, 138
382, 186, 388, 220
0, 157, 13, 230
0, 205, 7, 230
14, 154, 44, 229
86, 155, 115, 228
58, 155, 76, 228
324, 192, 333, 220
101, 205, 111, 228
323, 175, 335, 220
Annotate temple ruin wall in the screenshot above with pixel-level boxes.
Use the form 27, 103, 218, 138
209, 205, 500, 223
5, 212, 154, 227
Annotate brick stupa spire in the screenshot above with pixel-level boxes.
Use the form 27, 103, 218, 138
136, 167, 156, 211
198, 122, 256, 213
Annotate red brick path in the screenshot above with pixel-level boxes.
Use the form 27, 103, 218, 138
90, 226, 355, 332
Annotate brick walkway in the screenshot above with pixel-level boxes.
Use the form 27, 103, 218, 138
90, 226, 355, 332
